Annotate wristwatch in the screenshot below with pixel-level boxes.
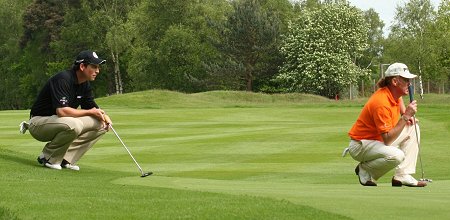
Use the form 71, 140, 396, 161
401, 115, 409, 122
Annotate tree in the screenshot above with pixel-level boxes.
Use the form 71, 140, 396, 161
16, 0, 67, 108
91, 0, 138, 94
20, 0, 66, 52
0, 0, 32, 109
385, 0, 435, 79
360, 9, 384, 69
126, 0, 194, 92
296, 0, 321, 10
359, 8, 385, 96
156, 25, 208, 92
127, 0, 228, 92
49, 0, 110, 97
220, 0, 281, 91
428, 0, 450, 93
277, 2, 368, 98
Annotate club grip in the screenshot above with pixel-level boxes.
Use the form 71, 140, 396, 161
408, 84, 414, 103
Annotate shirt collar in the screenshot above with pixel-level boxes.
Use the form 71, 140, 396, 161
382, 87, 400, 106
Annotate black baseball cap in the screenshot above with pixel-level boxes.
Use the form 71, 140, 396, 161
74, 50, 106, 65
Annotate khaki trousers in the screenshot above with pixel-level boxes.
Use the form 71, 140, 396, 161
28, 115, 106, 164
348, 124, 420, 180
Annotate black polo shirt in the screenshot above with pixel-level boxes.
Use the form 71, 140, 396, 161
30, 69, 99, 117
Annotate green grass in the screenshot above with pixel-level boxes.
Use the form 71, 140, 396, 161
1, 90, 450, 219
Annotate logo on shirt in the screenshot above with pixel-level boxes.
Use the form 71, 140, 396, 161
77, 96, 82, 99
60, 97, 68, 105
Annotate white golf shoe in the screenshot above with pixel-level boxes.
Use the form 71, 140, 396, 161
61, 159, 80, 171
62, 163, 80, 171
392, 175, 427, 187
44, 162, 62, 170
37, 154, 62, 170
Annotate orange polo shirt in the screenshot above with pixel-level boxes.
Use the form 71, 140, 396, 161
348, 87, 401, 142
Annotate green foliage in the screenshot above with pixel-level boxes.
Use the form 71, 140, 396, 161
1, 0, 448, 109
219, 0, 282, 92
50, 1, 99, 58
385, 0, 436, 78
428, 0, 450, 84
20, 0, 67, 51
0, 0, 32, 110
127, 0, 226, 92
383, 0, 449, 93
277, 3, 369, 98
47, 0, 112, 98
127, 46, 157, 90
361, 8, 384, 68
91, 0, 139, 94
157, 25, 208, 92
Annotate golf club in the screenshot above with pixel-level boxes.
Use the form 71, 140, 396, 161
408, 82, 432, 182
109, 124, 153, 177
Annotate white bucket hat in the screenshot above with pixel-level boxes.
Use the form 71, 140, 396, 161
385, 63, 417, 79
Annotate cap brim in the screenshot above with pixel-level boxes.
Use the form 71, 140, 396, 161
400, 72, 417, 79
91, 59, 106, 65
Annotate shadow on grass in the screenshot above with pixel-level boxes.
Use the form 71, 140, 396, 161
0, 148, 38, 168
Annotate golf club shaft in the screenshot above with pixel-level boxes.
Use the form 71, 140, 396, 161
412, 116, 424, 179
408, 85, 425, 180
109, 125, 144, 175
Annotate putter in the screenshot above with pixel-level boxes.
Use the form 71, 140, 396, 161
109, 125, 153, 177
408, 82, 432, 183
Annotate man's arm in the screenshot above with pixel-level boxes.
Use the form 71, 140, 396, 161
399, 97, 406, 115
381, 100, 417, 145
381, 119, 408, 145
56, 107, 106, 122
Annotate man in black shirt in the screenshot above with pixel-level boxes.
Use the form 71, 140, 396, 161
23, 50, 112, 170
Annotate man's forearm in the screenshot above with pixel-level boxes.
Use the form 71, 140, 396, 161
382, 118, 408, 145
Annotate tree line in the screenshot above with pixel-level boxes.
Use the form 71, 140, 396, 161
0, 0, 448, 110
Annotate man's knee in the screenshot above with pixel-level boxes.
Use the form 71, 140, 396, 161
62, 127, 79, 140
386, 150, 405, 165
61, 118, 84, 135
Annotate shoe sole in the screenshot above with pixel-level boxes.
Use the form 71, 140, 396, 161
392, 178, 427, 187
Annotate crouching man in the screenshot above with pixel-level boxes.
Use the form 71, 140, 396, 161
346, 63, 426, 187
22, 50, 112, 170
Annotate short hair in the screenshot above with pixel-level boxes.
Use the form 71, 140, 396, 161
72, 63, 82, 71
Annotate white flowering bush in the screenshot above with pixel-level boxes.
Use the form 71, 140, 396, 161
277, 3, 369, 98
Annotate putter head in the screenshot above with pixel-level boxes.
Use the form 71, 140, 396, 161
141, 172, 153, 177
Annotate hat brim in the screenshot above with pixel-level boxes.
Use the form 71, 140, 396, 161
91, 58, 106, 65
399, 71, 417, 79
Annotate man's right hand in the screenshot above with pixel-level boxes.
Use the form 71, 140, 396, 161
403, 100, 417, 121
90, 108, 106, 122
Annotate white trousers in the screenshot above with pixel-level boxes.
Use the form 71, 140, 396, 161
348, 124, 420, 180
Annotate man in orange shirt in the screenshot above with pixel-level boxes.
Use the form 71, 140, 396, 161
346, 63, 426, 187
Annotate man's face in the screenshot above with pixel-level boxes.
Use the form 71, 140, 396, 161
395, 76, 411, 95
82, 64, 100, 81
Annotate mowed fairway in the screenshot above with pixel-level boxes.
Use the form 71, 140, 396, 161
1, 90, 450, 219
